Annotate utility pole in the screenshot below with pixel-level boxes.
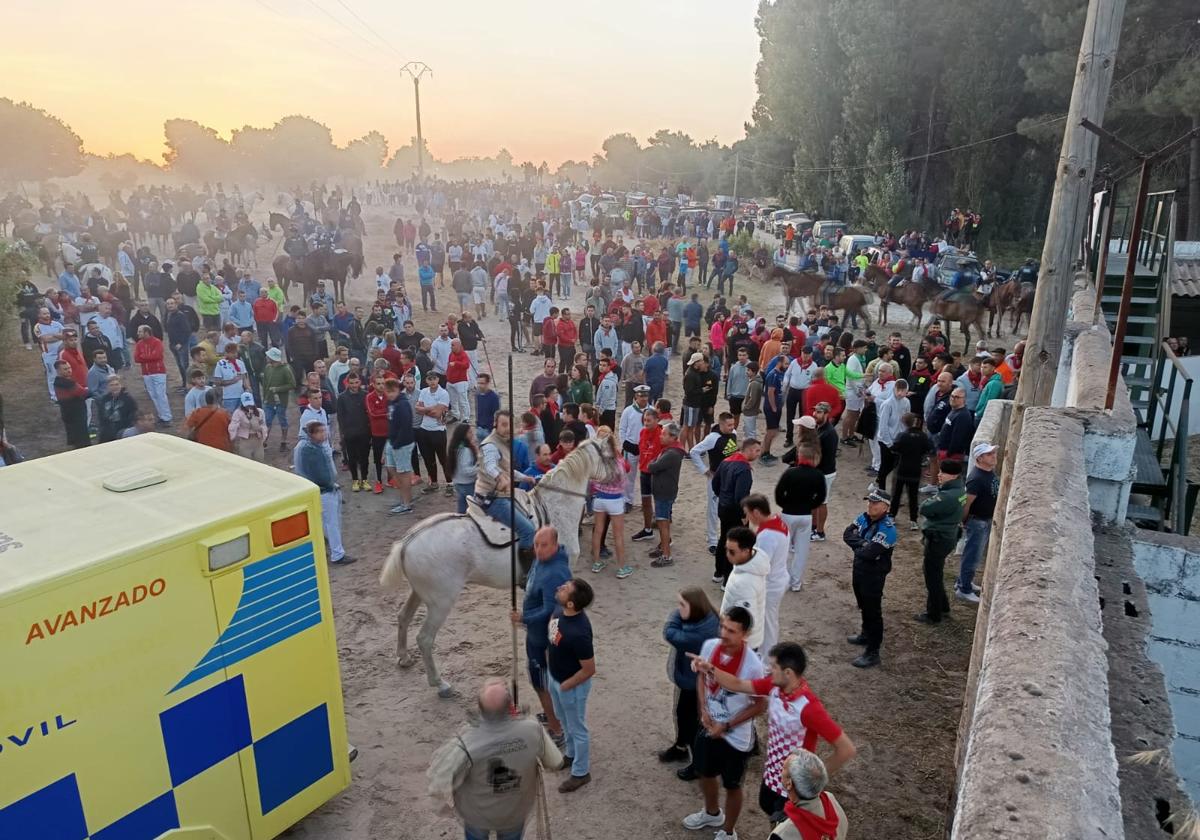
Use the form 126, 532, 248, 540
954, 0, 1126, 813
399, 61, 433, 178
732, 153, 740, 208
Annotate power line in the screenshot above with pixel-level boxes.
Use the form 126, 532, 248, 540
251, 0, 382, 71
329, 0, 401, 58
738, 114, 1069, 175
297, 0, 393, 59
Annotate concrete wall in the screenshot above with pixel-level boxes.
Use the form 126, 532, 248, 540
1129, 529, 1200, 805
952, 409, 1124, 839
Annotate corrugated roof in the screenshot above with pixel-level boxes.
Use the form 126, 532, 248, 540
1172, 242, 1200, 298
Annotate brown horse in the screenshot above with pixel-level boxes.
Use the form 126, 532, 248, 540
986, 280, 1034, 337
863, 264, 921, 325
769, 265, 872, 329
927, 293, 988, 352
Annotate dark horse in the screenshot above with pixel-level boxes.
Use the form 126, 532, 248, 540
273, 249, 354, 303
768, 264, 872, 329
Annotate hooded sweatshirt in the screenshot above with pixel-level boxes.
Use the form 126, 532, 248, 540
712, 451, 754, 511
756, 516, 791, 591
769, 793, 848, 840
721, 546, 770, 649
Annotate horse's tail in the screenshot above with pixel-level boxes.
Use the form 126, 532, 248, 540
379, 533, 413, 589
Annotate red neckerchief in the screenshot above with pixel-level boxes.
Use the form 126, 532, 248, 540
757, 515, 789, 537
724, 452, 749, 465
799, 359, 814, 370
967, 370, 982, 387
708, 642, 746, 695
784, 793, 840, 840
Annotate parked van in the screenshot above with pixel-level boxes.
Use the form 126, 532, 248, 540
811, 220, 848, 243
838, 234, 877, 256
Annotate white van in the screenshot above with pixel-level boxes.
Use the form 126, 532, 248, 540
838, 234, 877, 256
812, 220, 848, 242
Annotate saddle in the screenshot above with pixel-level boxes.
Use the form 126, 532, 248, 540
464, 489, 537, 547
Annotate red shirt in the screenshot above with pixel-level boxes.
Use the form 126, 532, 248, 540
366, 390, 389, 437
556, 318, 578, 347
252, 297, 278, 323
804, 381, 843, 421
446, 350, 471, 384
645, 319, 669, 349
642, 294, 660, 316
749, 677, 843, 795
133, 337, 167, 376
542, 317, 558, 347
58, 347, 88, 388
381, 345, 404, 375
637, 425, 664, 473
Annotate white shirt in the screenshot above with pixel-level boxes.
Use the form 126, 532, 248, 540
876, 394, 910, 446
618, 403, 646, 446
755, 526, 791, 590
214, 358, 246, 399
429, 336, 453, 374
698, 639, 766, 752
783, 359, 816, 391
375, 272, 389, 292
417, 386, 450, 431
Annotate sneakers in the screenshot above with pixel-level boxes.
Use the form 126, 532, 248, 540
707, 545, 717, 555
865, 466, 878, 475
650, 555, 674, 568
658, 745, 689, 763
329, 556, 357, 566
631, 528, 654, 541
759, 454, 778, 465
715, 831, 739, 840
591, 560, 608, 574
852, 652, 881, 668
373, 481, 384, 494
598, 547, 612, 559
910, 521, 920, 531
846, 634, 867, 645
914, 612, 940, 625
615, 564, 635, 579
443, 484, 454, 497
558, 773, 591, 793
676, 764, 698, 781
682, 808, 725, 830
809, 531, 826, 542
955, 588, 981, 604
422, 483, 441, 494
389, 503, 414, 515
789, 582, 803, 592
648, 542, 672, 558
711, 573, 724, 584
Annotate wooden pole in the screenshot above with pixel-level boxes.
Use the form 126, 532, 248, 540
508, 353, 520, 707
951, 0, 1126, 828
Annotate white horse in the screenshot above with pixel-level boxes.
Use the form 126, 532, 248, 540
380, 437, 619, 697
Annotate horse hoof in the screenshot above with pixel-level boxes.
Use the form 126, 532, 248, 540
437, 684, 455, 699
397, 654, 414, 669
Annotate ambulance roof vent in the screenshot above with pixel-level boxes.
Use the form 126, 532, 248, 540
103, 466, 168, 493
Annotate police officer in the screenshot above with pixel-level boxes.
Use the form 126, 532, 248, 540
843, 488, 898, 668
427, 677, 564, 840
916, 459, 966, 626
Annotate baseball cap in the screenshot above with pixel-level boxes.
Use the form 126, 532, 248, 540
265, 348, 283, 362
793, 415, 817, 429
972, 442, 998, 460
864, 488, 892, 504
240, 392, 256, 407
686, 352, 705, 366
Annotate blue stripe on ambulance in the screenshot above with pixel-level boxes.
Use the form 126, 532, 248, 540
172, 541, 322, 692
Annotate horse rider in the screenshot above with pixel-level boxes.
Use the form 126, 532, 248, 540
1018, 258, 1039, 285
178, 217, 200, 246
475, 411, 538, 568
291, 197, 307, 222
284, 224, 309, 269
939, 258, 975, 302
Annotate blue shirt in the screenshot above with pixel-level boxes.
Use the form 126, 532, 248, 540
419, 265, 435, 287
58, 271, 81, 298
476, 390, 500, 430
237, 278, 262, 300
644, 352, 669, 389
229, 300, 255, 328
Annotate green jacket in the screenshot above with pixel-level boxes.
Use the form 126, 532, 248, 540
825, 361, 847, 395
262, 362, 296, 406
196, 281, 224, 316
920, 477, 966, 539
975, 373, 1004, 420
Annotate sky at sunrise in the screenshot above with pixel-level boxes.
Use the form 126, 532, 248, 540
4, 0, 760, 165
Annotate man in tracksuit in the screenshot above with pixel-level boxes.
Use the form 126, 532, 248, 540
710, 438, 762, 584
843, 488, 897, 668
512, 526, 572, 752
916, 459, 966, 625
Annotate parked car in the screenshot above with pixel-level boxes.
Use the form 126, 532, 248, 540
838, 234, 877, 257
811, 220, 848, 243
933, 253, 983, 288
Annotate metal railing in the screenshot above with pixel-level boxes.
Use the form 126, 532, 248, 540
1146, 341, 1193, 533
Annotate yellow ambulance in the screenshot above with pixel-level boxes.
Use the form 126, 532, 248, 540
0, 433, 351, 839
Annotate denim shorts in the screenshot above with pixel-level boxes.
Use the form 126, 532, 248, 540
653, 497, 675, 521
385, 442, 414, 472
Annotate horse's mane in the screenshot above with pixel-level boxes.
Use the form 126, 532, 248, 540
535, 437, 603, 491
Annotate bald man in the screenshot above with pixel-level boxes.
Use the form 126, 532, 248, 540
428, 677, 563, 839
511, 526, 571, 751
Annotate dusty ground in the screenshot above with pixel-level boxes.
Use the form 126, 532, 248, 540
2, 207, 978, 839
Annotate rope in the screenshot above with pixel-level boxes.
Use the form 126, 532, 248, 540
534, 768, 552, 840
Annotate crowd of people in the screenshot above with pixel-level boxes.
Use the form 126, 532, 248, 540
3, 177, 1017, 840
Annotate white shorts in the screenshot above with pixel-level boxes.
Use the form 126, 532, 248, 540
824, 472, 836, 495
592, 496, 625, 515
472, 288, 486, 304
